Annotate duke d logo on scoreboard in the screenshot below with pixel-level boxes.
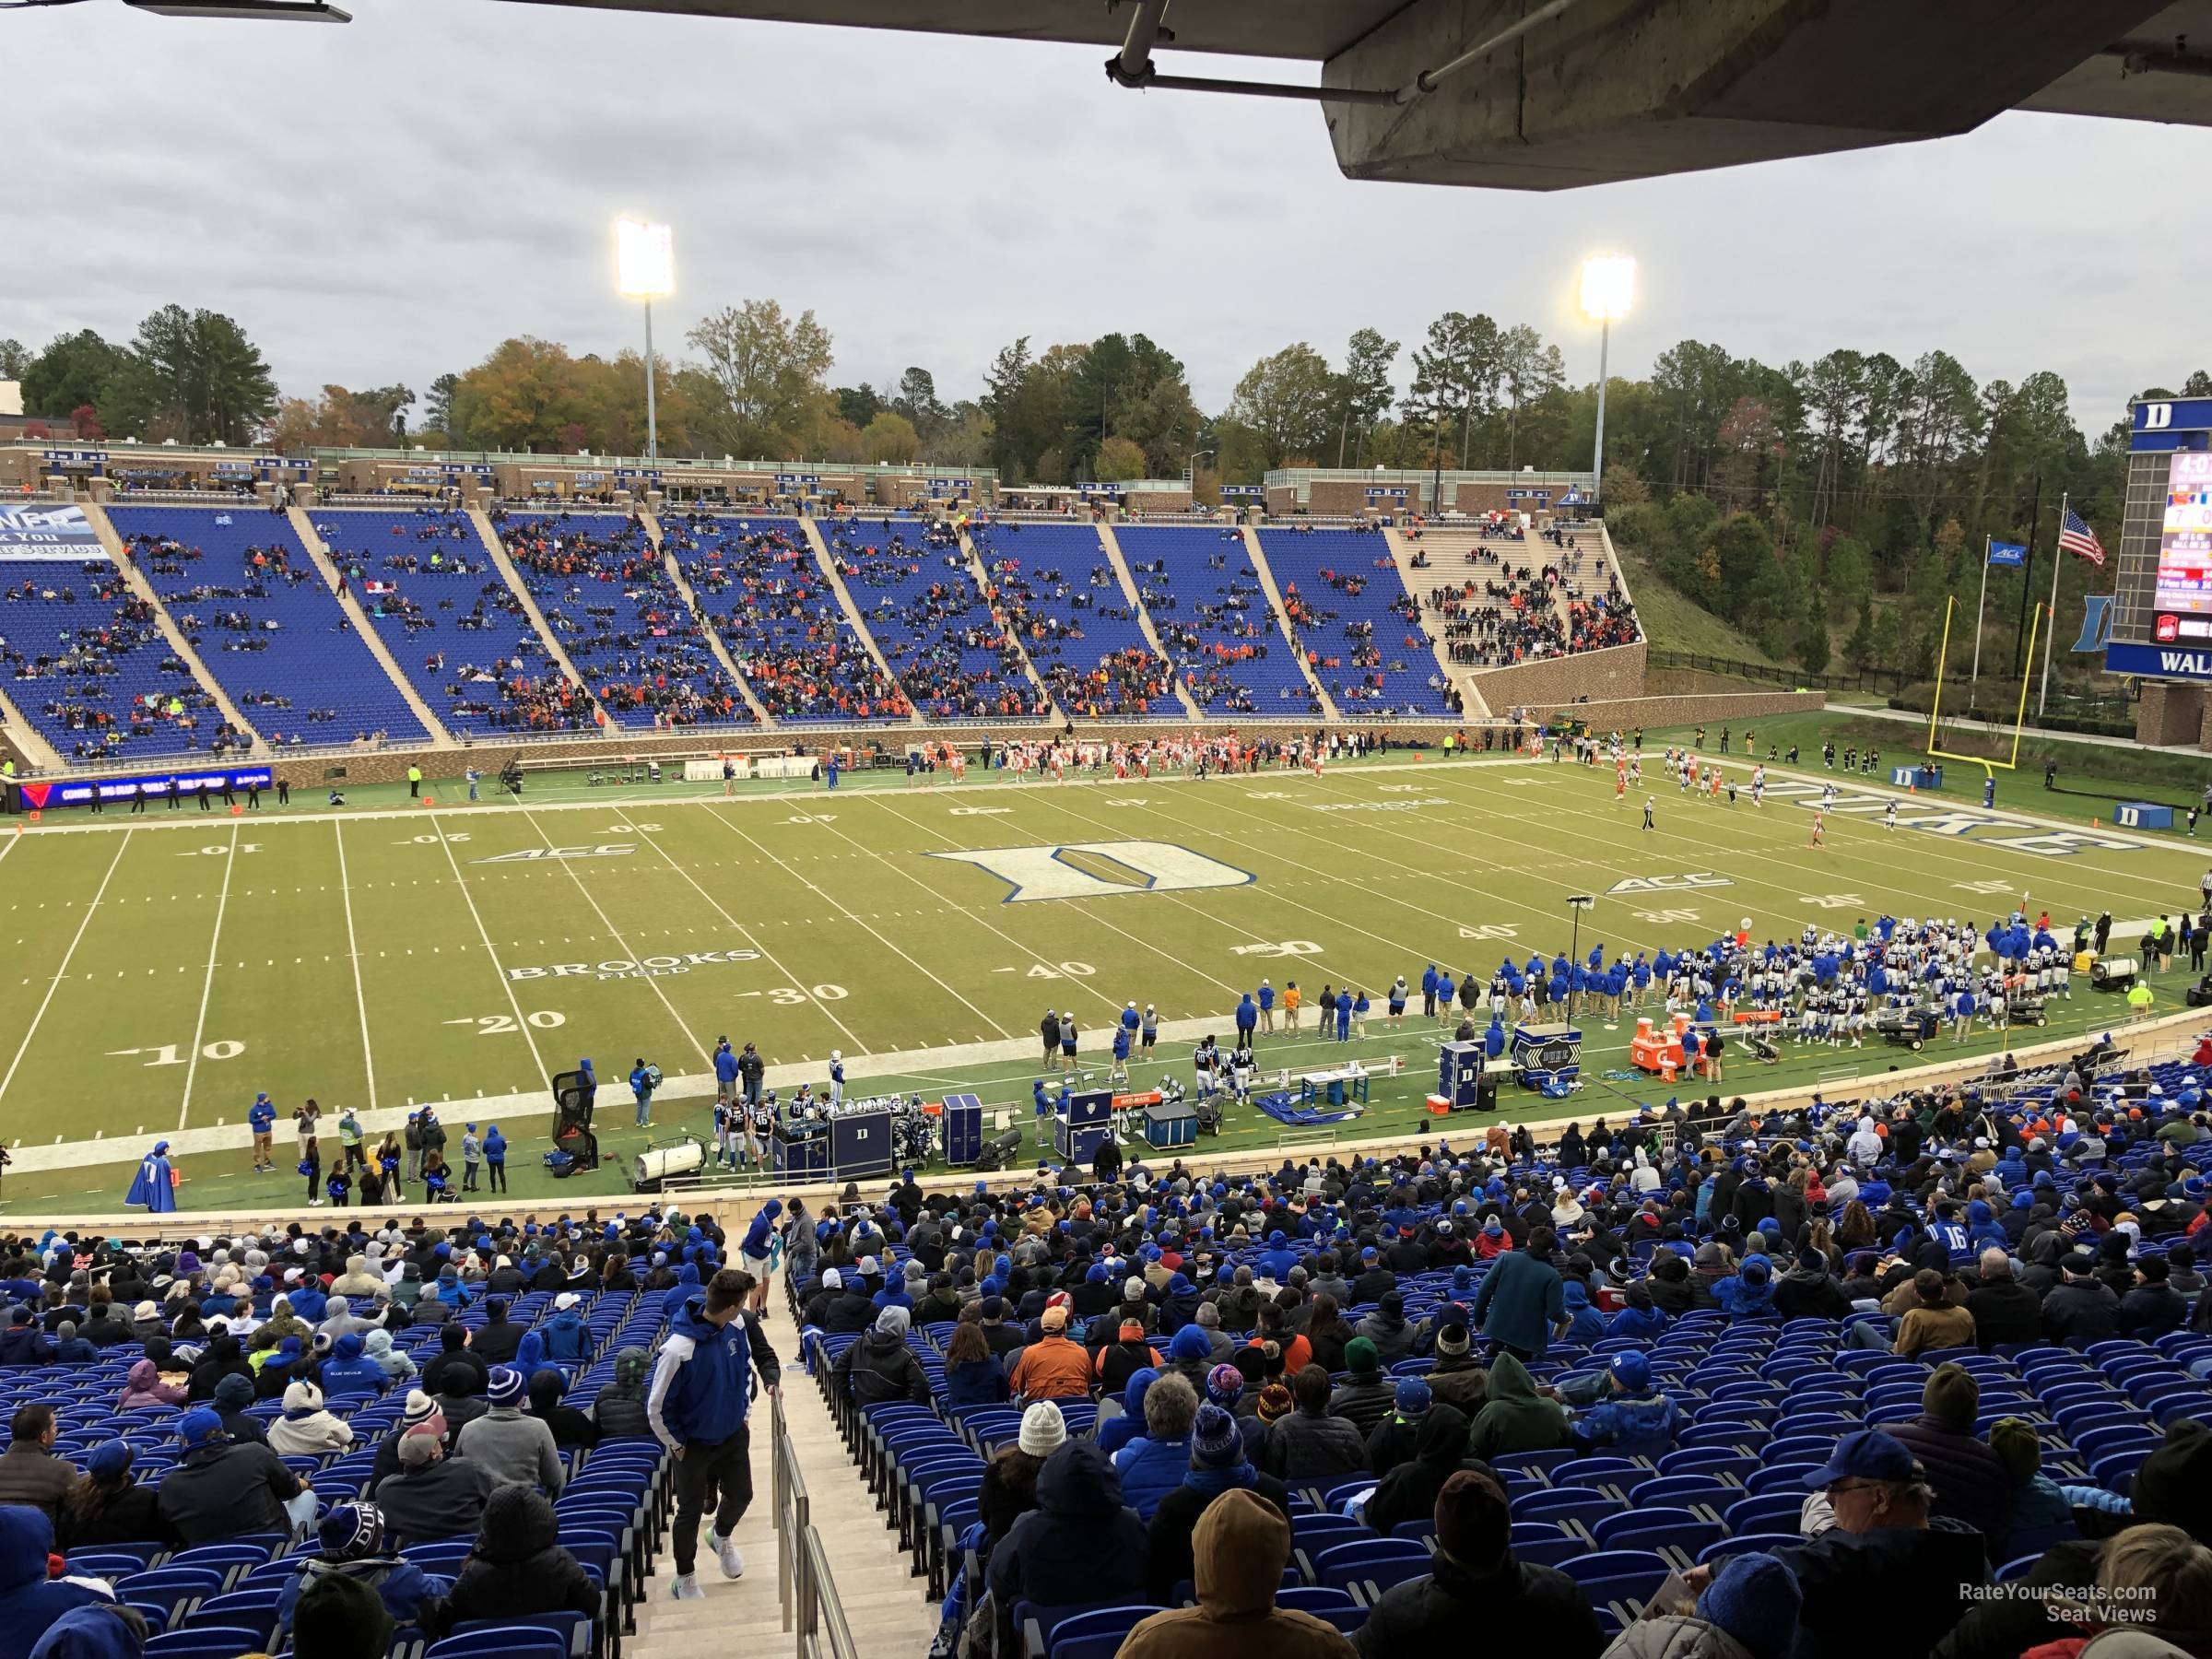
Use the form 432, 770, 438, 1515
929, 841, 1253, 902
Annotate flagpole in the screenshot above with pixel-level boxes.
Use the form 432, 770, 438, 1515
1972, 535, 1990, 693
2039, 492, 2066, 720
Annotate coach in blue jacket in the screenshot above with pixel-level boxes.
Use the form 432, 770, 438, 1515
649, 1266, 782, 1599
1234, 994, 1258, 1053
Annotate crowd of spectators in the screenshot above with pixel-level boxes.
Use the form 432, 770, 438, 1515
0, 1207, 736, 1656
830, 519, 1044, 722
1130, 529, 1316, 717
796, 1034, 2212, 1659
666, 514, 910, 723
0, 564, 237, 762
493, 510, 748, 729
972, 524, 1177, 719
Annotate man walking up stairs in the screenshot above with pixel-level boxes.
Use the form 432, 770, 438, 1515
628, 1257, 940, 1657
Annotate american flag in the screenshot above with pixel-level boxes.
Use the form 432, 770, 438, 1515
2058, 507, 2106, 568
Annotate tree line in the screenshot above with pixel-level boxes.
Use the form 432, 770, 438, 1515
6, 302, 2185, 688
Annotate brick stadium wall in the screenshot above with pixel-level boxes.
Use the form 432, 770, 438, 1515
2139, 682, 2209, 747
1466, 641, 1649, 707
1123, 488, 1193, 512
1643, 666, 1808, 698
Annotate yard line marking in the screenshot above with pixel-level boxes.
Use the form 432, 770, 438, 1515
176, 824, 239, 1132
334, 820, 379, 1115
0, 830, 133, 1109
428, 815, 548, 1082
700, 804, 1015, 1040
518, 807, 712, 1067
601, 806, 873, 1053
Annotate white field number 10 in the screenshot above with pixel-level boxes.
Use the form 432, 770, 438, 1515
108, 1041, 245, 1066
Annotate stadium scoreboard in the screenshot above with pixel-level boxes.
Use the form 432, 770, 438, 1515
2112, 396, 2212, 680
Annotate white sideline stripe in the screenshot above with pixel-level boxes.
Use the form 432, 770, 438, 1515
335, 819, 378, 1114
0, 830, 134, 1108
3, 747, 2183, 856
2, 1010, 1281, 1174
176, 823, 240, 1131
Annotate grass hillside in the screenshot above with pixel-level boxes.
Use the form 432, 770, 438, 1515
1608, 531, 1780, 666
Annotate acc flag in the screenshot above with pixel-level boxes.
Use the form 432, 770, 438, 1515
1986, 539, 2026, 568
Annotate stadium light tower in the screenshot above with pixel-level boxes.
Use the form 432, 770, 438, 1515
1579, 254, 1635, 510
615, 218, 674, 462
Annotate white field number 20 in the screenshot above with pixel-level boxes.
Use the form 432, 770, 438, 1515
445, 1012, 570, 1035
108, 1041, 244, 1066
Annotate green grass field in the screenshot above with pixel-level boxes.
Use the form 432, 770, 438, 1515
3, 748, 2204, 1215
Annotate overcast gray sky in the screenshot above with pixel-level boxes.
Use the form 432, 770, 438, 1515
6, 0, 2203, 435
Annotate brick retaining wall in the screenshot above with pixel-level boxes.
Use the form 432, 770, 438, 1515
1465, 641, 1648, 706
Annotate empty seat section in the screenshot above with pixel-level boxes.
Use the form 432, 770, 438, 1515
492, 511, 750, 731
106, 507, 427, 747
825, 516, 1042, 723
663, 513, 910, 724
313, 510, 594, 738
0, 554, 232, 763
1115, 525, 1315, 715
1256, 526, 1453, 715
970, 523, 1178, 718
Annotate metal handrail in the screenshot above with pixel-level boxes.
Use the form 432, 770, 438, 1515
772, 1386, 810, 1635
796, 1525, 859, 1659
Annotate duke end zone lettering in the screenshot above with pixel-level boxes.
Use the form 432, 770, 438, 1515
927, 841, 1253, 903
506, 947, 760, 982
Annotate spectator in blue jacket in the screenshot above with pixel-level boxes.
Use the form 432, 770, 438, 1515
1559, 1281, 1606, 1347
483, 1125, 507, 1194
1234, 994, 1258, 1053
1256, 981, 1276, 1032
1570, 1351, 1682, 1459
1714, 1254, 1780, 1320
541, 1295, 590, 1364
0, 1504, 113, 1653
1111, 1371, 1198, 1524
650, 1267, 781, 1599
319, 1335, 388, 1400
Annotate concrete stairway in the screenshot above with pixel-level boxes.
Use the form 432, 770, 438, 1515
624, 1288, 938, 1659
81, 501, 265, 754
1237, 524, 1341, 721
958, 524, 1063, 724
467, 508, 608, 735
0, 689, 64, 771
794, 516, 925, 728
1093, 521, 1204, 722
288, 507, 457, 747
1381, 525, 1490, 721
640, 510, 775, 727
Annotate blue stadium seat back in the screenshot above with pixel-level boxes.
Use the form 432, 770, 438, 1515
144, 1627, 266, 1657
67, 1550, 164, 1582
1493, 1447, 1583, 1481
2153, 1397, 2212, 1431
116, 1567, 225, 1628
452, 1612, 590, 1658
1741, 1465, 1820, 1497
1634, 1477, 1737, 1514
1558, 1550, 1671, 1588
1994, 1555, 2045, 1585
1654, 1451, 1758, 1485
1387, 1521, 1436, 1546
1510, 1489, 1624, 1535
1726, 1493, 1810, 1535
1276, 1585, 1358, 1614
1675, 1423, 1766, 1451
426, 1631, 569, 1659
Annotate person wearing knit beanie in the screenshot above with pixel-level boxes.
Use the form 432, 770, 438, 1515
1204, 1363, 1244, 1409
1694, 1552, 1803, 1659
1256, 1382, 1293, 1425
1018, 1401, 1066, 1457
1189, 1403, 1243, 1470
1430, 1467, 1510, 1568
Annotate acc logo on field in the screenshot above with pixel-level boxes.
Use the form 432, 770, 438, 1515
473, 844, 634, 864
930, 841, 1254, 903
1606, 872, 1732, 895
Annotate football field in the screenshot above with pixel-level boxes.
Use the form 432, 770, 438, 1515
1, 746, 2204, 1212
